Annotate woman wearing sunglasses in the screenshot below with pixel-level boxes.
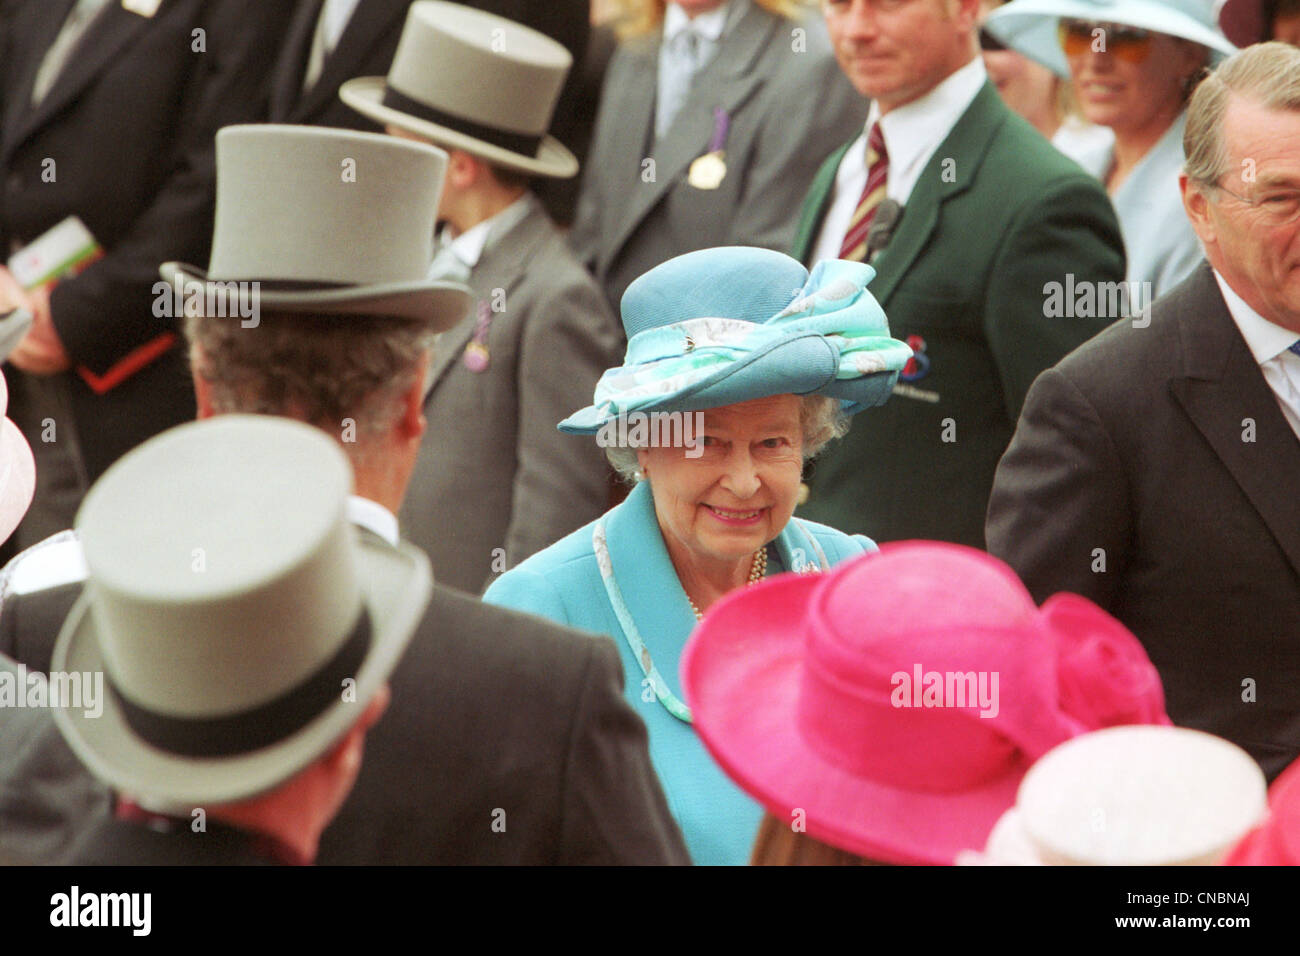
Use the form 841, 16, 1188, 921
978, 0, 1113, 169
985, 0, 1237, 300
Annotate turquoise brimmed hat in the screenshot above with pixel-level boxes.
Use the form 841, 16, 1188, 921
984, 0, 1237, 78
558, 247, 911, 434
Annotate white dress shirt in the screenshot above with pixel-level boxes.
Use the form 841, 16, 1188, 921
430, 193, 535, 281
809, 56, 987, 266
1215, 271, 1300, 443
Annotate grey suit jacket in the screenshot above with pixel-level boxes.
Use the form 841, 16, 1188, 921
0, 644, 110, 864
569, 4, 867, 311
400, 195, 622, 594
987, 263, 1300, 781
0, 578, 689, 865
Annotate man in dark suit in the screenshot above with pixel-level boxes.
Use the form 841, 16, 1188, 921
571, 0, 867, 313
1, 123, 689, 864
0, 0, 293, 554
987, 42, 1300, 781
789, 0, 1124, 549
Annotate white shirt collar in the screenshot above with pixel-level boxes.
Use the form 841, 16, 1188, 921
1214, 270, 1300, 365
442, 193, 533, 270
663, 1, 734, 45
347, 495, 400, 546
867, 56, 987, 204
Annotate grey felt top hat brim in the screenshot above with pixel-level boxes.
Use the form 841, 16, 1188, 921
985, 0, 1237, 78
339, 1, 578, 179
51, 538, 431, 809
160, 124, 472, 330
49, 416, 434, 810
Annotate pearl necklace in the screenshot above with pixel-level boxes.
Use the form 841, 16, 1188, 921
687, 547, 768, 621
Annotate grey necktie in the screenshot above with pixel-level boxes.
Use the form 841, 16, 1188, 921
31, 0, 112, 106
655, 27, 702, 140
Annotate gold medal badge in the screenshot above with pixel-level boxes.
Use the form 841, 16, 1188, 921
688, 151, 727, 190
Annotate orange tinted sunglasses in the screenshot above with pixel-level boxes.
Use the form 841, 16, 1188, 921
1058, 19, 1155, 64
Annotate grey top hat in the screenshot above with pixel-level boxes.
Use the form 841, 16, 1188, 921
51, 415, 433, 809
340, 1, 578, 179
160, 124, 471, 329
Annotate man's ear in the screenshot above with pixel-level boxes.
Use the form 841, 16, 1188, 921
399, 350, 430, 442
191, 347, 216, 420
446, 149, 480, 190
1180, 172, 1217, 247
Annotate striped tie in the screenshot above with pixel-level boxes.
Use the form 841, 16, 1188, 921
838, 123, 888, 262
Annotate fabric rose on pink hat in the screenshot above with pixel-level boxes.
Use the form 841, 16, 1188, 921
1047, 593, 1172, 731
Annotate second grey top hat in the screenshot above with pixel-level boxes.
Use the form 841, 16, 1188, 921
340, 0, 578, 179
160, 124, 471, 329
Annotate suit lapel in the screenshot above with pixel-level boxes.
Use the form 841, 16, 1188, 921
296, 0, 409, 121
5, 2, 154, 160
2, 0, 75, 150
791, 140, 852, 264
605, 5, 777, 261
869, 82, 1006, 305
269, 0, 325, 121
423, 198, 552, 402
1169, 267, 1300, 580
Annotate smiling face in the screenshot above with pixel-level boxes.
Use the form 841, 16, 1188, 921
823, 0, 980, 114
1183, 95, 1300, 333
1062, 23, 1205, 137
638, 395, 805, 574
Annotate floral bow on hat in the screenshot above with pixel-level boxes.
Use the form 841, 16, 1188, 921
559, 260, 913, 433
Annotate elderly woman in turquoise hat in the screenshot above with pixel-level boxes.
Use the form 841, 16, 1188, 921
484, 246, 911, 865
986, 0, 1237, 300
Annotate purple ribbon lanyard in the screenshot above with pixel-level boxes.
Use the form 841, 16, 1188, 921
709, 107, 730, 153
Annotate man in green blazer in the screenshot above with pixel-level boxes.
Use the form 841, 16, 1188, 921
791, 0, 1125, 548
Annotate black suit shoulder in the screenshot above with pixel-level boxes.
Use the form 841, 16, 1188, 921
0, 581, 82, 675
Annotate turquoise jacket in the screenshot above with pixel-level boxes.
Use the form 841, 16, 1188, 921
484, 481, 874, 865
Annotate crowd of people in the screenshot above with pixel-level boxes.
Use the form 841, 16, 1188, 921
0, 0, 1298, 866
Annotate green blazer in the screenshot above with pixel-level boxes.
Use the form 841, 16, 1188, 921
791, 81, 1125, 548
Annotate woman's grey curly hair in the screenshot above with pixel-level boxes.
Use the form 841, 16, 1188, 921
605, 394, 850, 483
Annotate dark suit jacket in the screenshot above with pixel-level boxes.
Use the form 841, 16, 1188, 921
0, 648, 110, 864
987, 263, 1300, 781
570, 3, 866, 312
790, 81, 1126, 548
2, 578, 689, 864
0, 0, 292, 482
400, 196, 622, 595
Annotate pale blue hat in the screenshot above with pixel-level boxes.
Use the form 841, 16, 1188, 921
559, 247, 912, 434
985, 0, 1237, 78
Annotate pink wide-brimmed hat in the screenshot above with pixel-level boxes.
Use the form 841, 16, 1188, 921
1224, 753, 1300, 864
681, 541, 1171, 866
0, 369, 35, 544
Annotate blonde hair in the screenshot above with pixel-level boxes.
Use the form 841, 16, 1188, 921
610, 0, 810, 39
750, 812, 879, 865
1184, 42, 1300, 187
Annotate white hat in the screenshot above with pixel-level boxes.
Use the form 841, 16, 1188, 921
340, 1, 578, 179
985, 0, 1238, 78
160, 124, 471, 329
960, 725, 1268, 865
0, 369, 34, 545
51, 415, 432, 809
